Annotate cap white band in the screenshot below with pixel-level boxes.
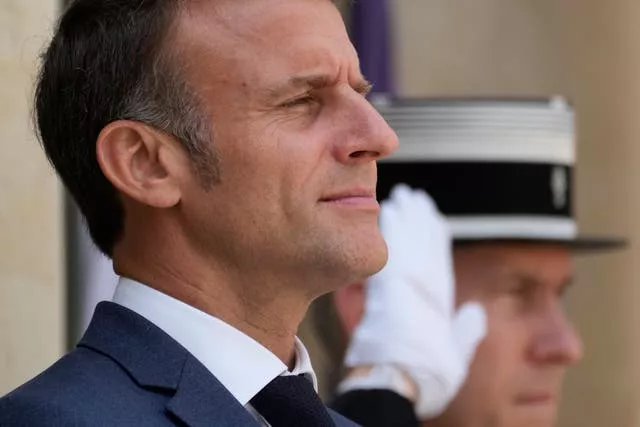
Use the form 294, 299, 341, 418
448, 215, 578, 241
376, 98, 575, 164
381, 135, 574, 164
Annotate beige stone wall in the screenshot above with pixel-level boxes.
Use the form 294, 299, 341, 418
556, 2, 639, 425
391, 0, 637, 425
392, 0, 566, 97
0, 0, 63, 394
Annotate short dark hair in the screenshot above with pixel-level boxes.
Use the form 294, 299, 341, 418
35, 0, 217, 257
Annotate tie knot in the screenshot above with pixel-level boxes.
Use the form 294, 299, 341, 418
251, 375, 335, 427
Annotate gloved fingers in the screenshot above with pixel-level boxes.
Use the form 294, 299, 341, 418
452, 301, 487, 368
398, 186, 451, 263
375, 184, 456, 314
378, 195, 400, 236
384, 184, 451, 263
380, 185, 420, 254
398, 186, 443, 227
387, 184, 441, 235
389, 183, 438, 213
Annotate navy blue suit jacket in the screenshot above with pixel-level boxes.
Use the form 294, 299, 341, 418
0, 302, 358, 427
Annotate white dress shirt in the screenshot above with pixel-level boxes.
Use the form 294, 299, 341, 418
112, 277, 317, 426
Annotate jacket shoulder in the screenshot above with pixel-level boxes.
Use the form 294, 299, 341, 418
0, 346, 172, 426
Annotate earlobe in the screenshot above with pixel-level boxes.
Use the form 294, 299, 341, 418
96, 121, 183, 208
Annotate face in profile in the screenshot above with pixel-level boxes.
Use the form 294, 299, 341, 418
333, 242, 583, 427
169, 0, 398, 291
427, 243, 583, 427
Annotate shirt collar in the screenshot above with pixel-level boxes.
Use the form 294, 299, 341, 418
112, 277, 317, 405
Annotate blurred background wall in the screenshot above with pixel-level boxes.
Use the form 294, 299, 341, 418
1, 0, 639, 426
0, 0, 64, 395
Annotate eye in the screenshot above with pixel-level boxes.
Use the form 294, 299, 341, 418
508, 282, 529, 297
281, 94, 316, 108
505, 277, 536, 301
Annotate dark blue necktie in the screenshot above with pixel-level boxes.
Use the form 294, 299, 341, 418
250, 375, 336, 427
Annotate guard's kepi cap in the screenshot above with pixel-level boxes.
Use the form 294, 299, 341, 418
374, 96, 626, 251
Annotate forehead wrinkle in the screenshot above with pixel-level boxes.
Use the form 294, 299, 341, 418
178, 6, 348, 67
173, 0, 362, 111
184, 0, 345, 44
176, 0, 275, 61
170, 6, 265, 95
260, 42, 360, 89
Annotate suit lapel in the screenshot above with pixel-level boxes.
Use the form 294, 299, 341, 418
166, 355, 259, 427
79, 302, 259, 427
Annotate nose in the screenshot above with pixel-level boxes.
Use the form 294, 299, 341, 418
528, 308, 584, 366
332, 88, 399, 164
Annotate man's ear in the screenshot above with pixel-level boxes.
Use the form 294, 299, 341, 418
333, 282, 366, 338
96, 120, 186, 208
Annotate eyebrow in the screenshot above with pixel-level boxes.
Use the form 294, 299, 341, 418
265, 73, 373, 100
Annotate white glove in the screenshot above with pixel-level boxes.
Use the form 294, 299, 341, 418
342, 184, 487, 419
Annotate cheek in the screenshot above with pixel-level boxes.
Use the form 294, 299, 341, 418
215, 131, 290, 207
455, 300, 529, 411
469, 322, 518, 394
275, 134, 340, 218
214, 117, 343, 230
480, 311, 524, 376
251, 124, 330, 188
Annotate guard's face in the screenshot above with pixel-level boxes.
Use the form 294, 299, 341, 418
172, 0, 398, 291
428, 243, 583, 427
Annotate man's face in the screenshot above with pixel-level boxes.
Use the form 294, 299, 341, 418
172, 0, 398, 290
428, 243, 583, 427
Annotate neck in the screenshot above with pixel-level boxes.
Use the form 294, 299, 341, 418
113, 223, 314, 366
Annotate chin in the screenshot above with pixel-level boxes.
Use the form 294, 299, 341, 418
345, 229, 388, 280
306, 221, 388, 288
